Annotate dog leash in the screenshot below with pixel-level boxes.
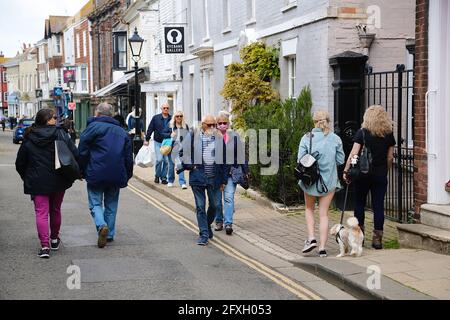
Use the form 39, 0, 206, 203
340, 183, 350, 225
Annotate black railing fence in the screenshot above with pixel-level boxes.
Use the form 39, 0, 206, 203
364, 65, 415, 222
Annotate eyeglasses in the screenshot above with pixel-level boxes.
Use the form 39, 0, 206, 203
217, 122, 228, 125
204, 123, 216, 128
162, 107, 169, 110
52, 116, 58, 120
175, 115, 183, 118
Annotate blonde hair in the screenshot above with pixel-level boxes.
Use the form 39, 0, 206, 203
313, 110, 331, 135
170, 110, 186, 129
362, 105, 393, 137
217, 110, 230, 123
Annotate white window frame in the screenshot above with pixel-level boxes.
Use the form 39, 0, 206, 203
282, 0, 298, 13
2, 72, 6, 83
287, 56, 296, 98
76, 34, 81, 59
4, 92, 8, 102
246, 0, 256, 25
55, 35, 61, 55
222, 0, 231, 33
83, 31, 87, 57
80, 65, 88, 92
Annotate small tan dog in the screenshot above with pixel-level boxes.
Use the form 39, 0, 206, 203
329, 217, 364, 257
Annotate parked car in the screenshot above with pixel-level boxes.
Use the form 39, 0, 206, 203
13, 119, 34, 144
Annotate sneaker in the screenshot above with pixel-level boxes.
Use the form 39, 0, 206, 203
318, 250, 327, 258
154, 177, 160, 184
98, 225, 109, 248
161, 179, 168, 185
181, 184, 188, 190
214, 222, 223, 231
302, 239, 318, 253
197, 238, 208, 246
225, 224, 233, 235
167, 182, 174, 187
38, 247, 50, 259
50, 238, 61, 251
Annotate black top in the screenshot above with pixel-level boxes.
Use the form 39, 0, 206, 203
16, 126, 79, 195
353, 128, 396, 176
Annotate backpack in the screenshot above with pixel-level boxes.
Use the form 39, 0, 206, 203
295, 132, 328, 193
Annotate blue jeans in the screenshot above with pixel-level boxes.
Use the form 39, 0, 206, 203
215, 177, 237, 225
154, 140, 169, 181
167, 155, 183, 184
191, 177, 222, 240
87, 185, 120, 239
354, 175, 388, 231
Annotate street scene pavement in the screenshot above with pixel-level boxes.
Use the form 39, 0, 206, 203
1, 128, 449, 300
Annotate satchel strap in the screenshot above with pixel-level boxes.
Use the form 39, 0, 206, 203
308, 131, 313, 155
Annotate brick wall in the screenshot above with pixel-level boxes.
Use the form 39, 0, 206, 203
413, 0, 428, 218
75, 19, 91, 92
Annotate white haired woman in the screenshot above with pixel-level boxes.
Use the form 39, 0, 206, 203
298, 110, 345, 257
343, 105, 395, 249
168, 110, 190, 189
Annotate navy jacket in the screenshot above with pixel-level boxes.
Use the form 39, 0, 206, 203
145, 113, 172, 143
78, 116, 133, 188
180, 130, 229, 188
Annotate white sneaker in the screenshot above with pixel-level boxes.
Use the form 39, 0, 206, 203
167, 183, 174, 187
181, 184, 188, 189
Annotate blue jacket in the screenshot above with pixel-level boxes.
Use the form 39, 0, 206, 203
78, 116, 133, 188
145, 113, 172, 143
180, 130, 229, 188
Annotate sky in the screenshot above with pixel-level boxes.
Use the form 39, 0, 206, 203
0, 0, 89, 57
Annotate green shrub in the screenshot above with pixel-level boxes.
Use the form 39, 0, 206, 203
241, 87, 314, 205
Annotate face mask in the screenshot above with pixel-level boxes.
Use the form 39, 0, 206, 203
217, 124, 228, 131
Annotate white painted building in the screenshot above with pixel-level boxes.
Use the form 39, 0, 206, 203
180, 0, 415, 127
123, 0, 185, 127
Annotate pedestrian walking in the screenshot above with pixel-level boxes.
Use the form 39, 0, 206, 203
15, 108, 79, 258
181, 115, 228, 245
168, 110, 189, 189
343, 105, 395, 249
1, 116, 5, 131
214, 111, 248, 235
143, 103, 172, 185
78, 103, 133, 248
298, 110, 345, 257
127, 107, 144, 140
113, 111, 126, 128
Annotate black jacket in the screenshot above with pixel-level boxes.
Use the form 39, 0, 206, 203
15, 126, 79, 195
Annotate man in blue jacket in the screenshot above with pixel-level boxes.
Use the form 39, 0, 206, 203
180, 115, 228, 245
143, 103, 172, 184
78, 103, 133, 248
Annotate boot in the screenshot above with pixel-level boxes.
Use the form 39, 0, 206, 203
372, 230, 383, 250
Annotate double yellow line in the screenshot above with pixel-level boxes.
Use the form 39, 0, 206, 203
128, 183, 322, 300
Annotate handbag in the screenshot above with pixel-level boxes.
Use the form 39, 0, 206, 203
160, 138, 173, 156
55, 131, 81, 181
348, 129, 372, 182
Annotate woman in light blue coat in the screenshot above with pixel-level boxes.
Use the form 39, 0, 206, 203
297, 110, 345, 257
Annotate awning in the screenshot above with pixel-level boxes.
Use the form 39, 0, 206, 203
92, 71, 142, 97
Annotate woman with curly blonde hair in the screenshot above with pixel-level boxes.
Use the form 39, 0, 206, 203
343, 105, 396, 249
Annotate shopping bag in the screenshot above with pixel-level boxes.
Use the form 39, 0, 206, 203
135, 145, 155, 168
160, 138, 173, 156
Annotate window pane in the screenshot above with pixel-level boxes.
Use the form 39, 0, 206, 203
118, 35, 126, 51
119, 52, 126, 68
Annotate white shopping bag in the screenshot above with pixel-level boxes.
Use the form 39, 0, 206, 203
135, 143, 155, 168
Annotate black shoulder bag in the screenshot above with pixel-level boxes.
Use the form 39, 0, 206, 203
348, 129, 373, 181
55, 130, 81, 182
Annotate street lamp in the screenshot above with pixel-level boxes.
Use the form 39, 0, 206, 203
128, 27, 144, 156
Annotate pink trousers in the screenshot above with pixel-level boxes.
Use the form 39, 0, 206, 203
33, 192, 65, 248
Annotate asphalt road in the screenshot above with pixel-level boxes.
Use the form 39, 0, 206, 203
0, 130, 302, 300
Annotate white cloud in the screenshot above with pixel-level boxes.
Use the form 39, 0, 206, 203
0, 0, 89, 57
